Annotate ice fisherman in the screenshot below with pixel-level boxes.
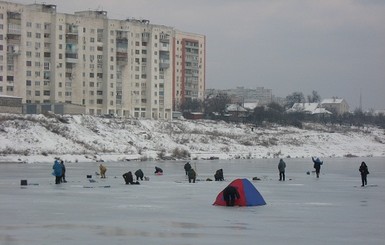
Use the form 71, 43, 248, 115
99, 164, 107, 178
60, 160, 67, 183
278, 159, 286, 181
312, 157, 323, 178
154, 166, 163, 174
214, 169, 224, 181
135, 169, 144, 181
188, 168, 196, 183
359, 161, 369, 187
223, 185, 240, 207
184, 162, 192, 175
122, 171, 139, 185
52, 158, 63, 184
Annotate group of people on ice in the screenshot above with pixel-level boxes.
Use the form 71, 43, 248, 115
52, 158, 66, 184
52, 156, 371, 190
276, 157, 370, 187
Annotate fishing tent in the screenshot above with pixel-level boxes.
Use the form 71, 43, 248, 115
213, 178, 266, 206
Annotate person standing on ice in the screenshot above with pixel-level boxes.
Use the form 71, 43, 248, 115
278, 159, 286, 181
60, 160, 67, 183
52, 158, 62, 184
99, 164, 107, 178
223, 185, 240, 206
188, 168, 196, 183
184, 162, 192, 175
312, 157, 323, 178
359, 162, 369, 187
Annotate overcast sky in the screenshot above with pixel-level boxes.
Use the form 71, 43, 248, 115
15, 0, 385, 110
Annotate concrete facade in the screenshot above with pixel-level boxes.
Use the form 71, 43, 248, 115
0, 1, 205, 119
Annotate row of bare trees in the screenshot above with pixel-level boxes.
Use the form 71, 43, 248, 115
179, 91, 385, 129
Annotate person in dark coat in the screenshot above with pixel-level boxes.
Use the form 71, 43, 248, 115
223, 185, 240, 207
312, 157, 323, 178
135, 169, 144, 181
214, 169, 224, 181
60, 160, 67, 183
278, 159, 286, 181
359, 162, 369, 187
188, 168, 196, 183
52, 159, 62, 184
122, 171, 134, 184
184, 162, 192, 175
154, 166, 163, 174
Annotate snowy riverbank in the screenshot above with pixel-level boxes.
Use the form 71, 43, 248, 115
0, 114, 384, 163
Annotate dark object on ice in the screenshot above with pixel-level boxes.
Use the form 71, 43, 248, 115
252, 177, 261, 181
209, 156, 219, 160
214, 169, 224, 181
20, 180, 28, 186
306, 171, 310, 175
206, 178, 213, 181
89, 179, 96, 183
87, 175, 92, 178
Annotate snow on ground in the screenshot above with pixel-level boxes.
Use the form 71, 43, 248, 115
0, 114, 384, 164
1, 157, 384, 245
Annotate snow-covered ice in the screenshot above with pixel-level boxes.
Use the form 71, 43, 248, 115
1, 157, 384, 245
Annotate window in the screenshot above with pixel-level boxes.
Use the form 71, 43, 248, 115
35, 91, 40, 96
26, 61, 32, 67
43, 90, 50, 96
97, 99, 103, 104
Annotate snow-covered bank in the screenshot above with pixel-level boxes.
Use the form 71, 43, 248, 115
0, 114, 384, 163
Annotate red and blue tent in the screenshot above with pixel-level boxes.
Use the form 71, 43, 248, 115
213, 178, 266, 206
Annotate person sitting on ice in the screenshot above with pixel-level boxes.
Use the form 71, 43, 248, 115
223, 185, 240, 206
214, 169, 224, 181
154, 166, 163, 174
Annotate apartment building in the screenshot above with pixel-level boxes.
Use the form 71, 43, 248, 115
0, 1, 205, 119
173, 31, 206, 111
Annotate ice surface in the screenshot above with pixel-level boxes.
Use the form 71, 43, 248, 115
1, 157, 384, 245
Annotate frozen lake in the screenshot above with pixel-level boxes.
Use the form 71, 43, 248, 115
1, 157, 385, 245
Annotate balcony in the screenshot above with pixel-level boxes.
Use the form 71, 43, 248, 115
65, 53, 78, 63
159, 59, 170, 69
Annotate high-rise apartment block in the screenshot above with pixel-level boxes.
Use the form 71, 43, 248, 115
0, 1, 205, 119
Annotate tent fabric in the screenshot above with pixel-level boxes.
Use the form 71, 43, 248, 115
213, 178, 266, 206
